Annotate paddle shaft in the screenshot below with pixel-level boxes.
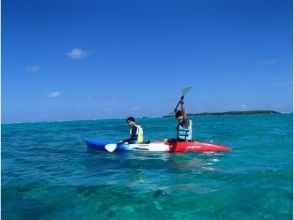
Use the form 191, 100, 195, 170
174, 95, 184, 113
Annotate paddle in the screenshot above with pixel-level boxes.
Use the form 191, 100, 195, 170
105, 143, 117, 152
174, 86, 192, 114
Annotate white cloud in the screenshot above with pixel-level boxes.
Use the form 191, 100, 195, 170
71, 95, 135, 100
66, 48, 89, 59
102, 107, 113, 112
25, 65, 41, 73
241, 104, 248, 109
259, 59, 276, 66
46, 91, 61, 98
271, 81, 293, 86
131, 106, 140, 110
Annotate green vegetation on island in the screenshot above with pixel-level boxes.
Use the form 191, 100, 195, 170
163, 110, 280, 117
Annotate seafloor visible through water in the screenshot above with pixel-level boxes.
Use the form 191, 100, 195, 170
2, 114, 293, 219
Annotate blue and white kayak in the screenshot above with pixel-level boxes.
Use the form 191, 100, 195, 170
84, 138, 231, 153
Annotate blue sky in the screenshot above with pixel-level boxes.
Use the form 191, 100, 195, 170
2, 0, 292, 123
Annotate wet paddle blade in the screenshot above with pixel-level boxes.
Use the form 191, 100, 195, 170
181, 86, 191, 96
105, 144, 117, 152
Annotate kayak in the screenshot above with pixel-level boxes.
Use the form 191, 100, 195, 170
84, 138, 231, 153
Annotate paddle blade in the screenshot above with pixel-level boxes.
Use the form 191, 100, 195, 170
105, 144, 117, 152
181, 86, 191, 96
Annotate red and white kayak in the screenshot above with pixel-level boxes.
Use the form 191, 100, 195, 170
84, 138, 231, 153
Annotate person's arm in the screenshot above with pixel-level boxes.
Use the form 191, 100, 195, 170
180, 100, 187, 120
123, 126, 138, 143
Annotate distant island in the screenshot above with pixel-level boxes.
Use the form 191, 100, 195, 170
163, 110, 280, 117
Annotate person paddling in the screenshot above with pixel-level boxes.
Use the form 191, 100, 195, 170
122, 117, 144, 144
174, 91, 193, 141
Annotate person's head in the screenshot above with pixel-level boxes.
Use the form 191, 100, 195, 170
175, 110, 184, 122
126, 116, 136, 127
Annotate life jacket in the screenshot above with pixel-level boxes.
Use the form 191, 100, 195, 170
130, 125, 144, 143
176, 119, 192, 140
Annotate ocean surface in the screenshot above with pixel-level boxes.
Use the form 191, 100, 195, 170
2, 114, 293, 219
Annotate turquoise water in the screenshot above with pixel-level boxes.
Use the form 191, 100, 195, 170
2, 114, 293, 219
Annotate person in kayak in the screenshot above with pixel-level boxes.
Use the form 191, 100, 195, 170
175, 99, 193, 141
122, 117, 144, 144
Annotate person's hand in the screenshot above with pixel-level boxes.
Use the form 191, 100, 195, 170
180, 96, 184, 104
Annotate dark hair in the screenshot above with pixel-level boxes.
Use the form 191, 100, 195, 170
127, 116, 135, 122
175, 110, 182, 118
